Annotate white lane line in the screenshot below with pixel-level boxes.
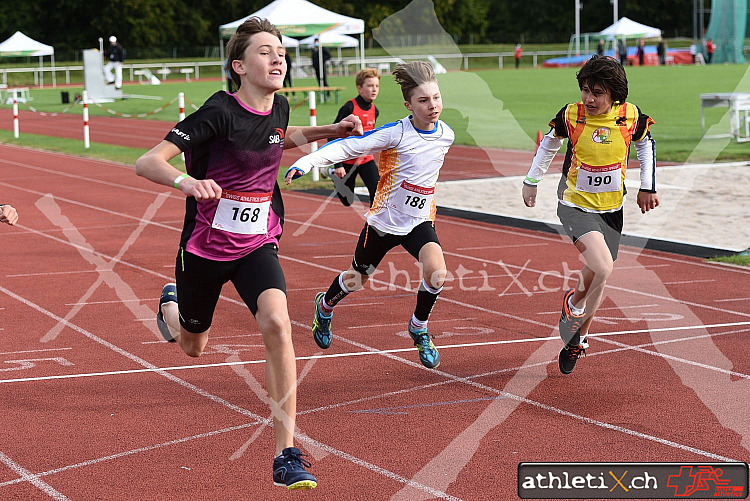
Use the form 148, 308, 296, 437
0, 285, 460, 500
0, 348, 72, 356
456, 243, 547, 250
4, 321, 748, 385
348, 318, 476, 330
65, 298, 158, 306
715, 297, 750, 302
663, 279, 716, 285
7, 270, 100, 278
0, 449, 70, 500
537, 304, 659, 315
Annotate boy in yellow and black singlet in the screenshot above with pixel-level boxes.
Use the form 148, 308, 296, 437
522, 55, 659, 374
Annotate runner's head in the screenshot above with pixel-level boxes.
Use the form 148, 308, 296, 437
577, 55, 628, 107
355, 67, 380, 103
393, 61, 442, 129
225, 17, 284, 91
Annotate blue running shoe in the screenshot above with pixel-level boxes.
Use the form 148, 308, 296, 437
273, 447, 317, 490
156, 283, 177, 343
312, 292, 332, 349
408, 324, 440, 369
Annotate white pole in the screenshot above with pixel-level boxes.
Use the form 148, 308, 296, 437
575, 0, 581, 56
178, 92, 186, 162
612, 0, 618, 24
308, 91, 319, 182
12, 90, 19, 138
82, 90, 90, 149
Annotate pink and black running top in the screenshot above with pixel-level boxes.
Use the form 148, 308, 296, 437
165, 91, 289, 261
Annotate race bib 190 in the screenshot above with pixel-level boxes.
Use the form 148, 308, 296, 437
211, 191, 271, 235
390, 180, 434, 218
575, 163, 621, 193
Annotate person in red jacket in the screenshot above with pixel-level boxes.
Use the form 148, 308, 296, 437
327, 67, 381, 206
515, 43, 522, 68
706, 39, 715, 64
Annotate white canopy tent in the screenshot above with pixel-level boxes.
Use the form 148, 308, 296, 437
599, 17, 662, 39
0, 31, 56, 88
299, 32, 359, 61
218, 0, 365, 87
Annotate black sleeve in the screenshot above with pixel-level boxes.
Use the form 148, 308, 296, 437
549, 105, 569, 138
164, 94, 226, 151
374, 105, 379, 122
632, 105, 654, 141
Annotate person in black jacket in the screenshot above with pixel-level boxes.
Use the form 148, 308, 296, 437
104, 36, 125, 89
311, 37, 331, 95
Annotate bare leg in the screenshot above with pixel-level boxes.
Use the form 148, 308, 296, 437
161, 302, 209, 357
255, 288, 297, 456
570, 231, 614, 335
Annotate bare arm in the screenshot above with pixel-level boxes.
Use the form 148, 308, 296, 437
135, 140, 222, 201
284, 114, 363, 149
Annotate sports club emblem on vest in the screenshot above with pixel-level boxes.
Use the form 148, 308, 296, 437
592, 127, 611, 143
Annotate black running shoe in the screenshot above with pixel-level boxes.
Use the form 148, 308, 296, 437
558, 338, 589, 374
273, 447, 317, 490
559, 288, 585, 346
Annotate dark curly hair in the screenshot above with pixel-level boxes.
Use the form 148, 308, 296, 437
576, 55, 628, 104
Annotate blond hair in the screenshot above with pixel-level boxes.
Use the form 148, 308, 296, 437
225, 17, 281, 89
355, 67, 380, 87
392, 61, 436, 101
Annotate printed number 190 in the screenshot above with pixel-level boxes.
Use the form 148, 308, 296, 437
587, 175, 612, 187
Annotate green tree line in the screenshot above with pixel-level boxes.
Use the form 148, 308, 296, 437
0, 0, 708, 54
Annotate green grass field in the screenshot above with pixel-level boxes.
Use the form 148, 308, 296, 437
3, 63, 749, 162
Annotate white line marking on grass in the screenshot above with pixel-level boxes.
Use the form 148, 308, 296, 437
0, 449, 70, 500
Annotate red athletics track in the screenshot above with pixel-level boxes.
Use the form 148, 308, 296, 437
1, 109, 673, 181
1, 143, 749, 499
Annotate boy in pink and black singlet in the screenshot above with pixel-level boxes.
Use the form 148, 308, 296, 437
135, 17, 362, 491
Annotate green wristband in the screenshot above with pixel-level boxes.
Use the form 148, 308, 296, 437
525, 176, 540, 185
173, 173, 189, 189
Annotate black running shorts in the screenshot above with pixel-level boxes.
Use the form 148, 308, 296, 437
352, 221, 441, 276
174, 243, 286, 333
557, 203, 623, 261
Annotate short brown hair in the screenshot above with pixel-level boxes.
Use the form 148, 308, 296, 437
576, 55, 628, 104
392, 61, 437, 101
355, 67, 380, 87
225, 17, 281, 90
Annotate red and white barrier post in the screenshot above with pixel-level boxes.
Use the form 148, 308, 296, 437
308, 90, 319, 181
12, 89, 19, 138
82, 90, 90, 149
178, 92, 185, 161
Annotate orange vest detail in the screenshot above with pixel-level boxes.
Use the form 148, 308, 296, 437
344, 98, 376, 165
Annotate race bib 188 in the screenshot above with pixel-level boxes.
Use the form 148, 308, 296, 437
211, 191, 271, 235
390, 180, 434, 218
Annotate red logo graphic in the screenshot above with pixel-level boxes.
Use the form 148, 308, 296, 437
666, 465, 742, 497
